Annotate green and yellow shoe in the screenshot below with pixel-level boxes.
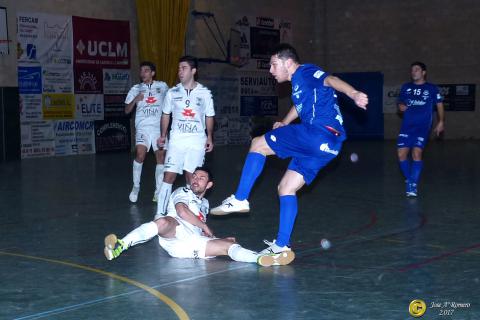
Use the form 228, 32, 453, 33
104, 234, 127, 261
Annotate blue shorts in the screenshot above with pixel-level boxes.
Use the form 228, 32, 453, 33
265, 124, 344, 185
397, 125, 430, 149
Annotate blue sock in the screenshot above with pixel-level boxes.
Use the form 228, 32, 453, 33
234, 152, 266, 201
410, 160, 423, 184
399, 160, 411, 181
275, 195, 298, 247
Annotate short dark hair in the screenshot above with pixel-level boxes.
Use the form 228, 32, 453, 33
179, 55, 198, 70
195, 167, 213, 182
411, 61, 427, 71
272, 43, 300, 63
140, 61, 156, 73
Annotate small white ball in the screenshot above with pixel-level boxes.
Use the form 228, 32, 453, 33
320, 238, 331, 250
350, 153, 359, 163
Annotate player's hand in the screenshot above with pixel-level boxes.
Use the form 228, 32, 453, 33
353, 91, 368, 110
202, 224, 214, 237
434, 121, 445, 137
135, 93, 144, 102
398, 104, 408, 112
205, 138, 214, 152
157, 136, 166, 149
273, 121, 286, 129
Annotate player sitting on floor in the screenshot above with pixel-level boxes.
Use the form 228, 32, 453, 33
104, 167, 295, 267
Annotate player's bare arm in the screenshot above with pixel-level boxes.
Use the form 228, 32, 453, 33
324, 75, 368, 109
157, 112, 171, 147
434, 102, 445, 136
125, 93, 144, 114
175, 202, 214, 237
205, 116, 214, 152
273, 105, 299, 129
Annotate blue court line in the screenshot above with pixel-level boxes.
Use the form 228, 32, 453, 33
12, 264, 251, 320
14, 290, 144, 320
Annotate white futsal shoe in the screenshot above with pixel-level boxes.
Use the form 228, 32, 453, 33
129, 186, 140, 203
259, 239, 292, 255
257, 250, 295, 267
209, 195, 250, 215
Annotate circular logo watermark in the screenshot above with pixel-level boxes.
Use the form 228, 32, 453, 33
409, 299, 427, 317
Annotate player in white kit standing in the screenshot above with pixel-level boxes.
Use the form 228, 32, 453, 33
156, 56, 215, 218
125, 61, 169, 203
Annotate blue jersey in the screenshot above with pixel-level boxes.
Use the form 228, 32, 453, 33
291, 64, 345, 134
398, 82, 442, 128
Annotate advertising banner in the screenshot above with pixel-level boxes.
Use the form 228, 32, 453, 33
54, 120, 96, 156
239, 71, 278, 116
18, 66, 42, 94
20, 94, 42, 121
103, 69, 131, 94
17, 13, 72, 67
72, 16, 130, 68
94, 118, 131, 152
75, 94, 104, 120
42, 93, 75, 119
20, 121, 55, 158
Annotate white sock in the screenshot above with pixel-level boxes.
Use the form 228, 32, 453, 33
133, 160, 143, 187
121, 221, 158, 248
156, 182, 173, 216
228, 244, 258, 263
155, 164, 165, 192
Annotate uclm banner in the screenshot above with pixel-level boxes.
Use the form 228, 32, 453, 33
72, 16, 130, 68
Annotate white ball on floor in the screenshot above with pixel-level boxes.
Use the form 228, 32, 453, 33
320, 238, 331, 250
350, 153, 359, 163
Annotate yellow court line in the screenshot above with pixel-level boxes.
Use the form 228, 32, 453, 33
0, 251, 189, 320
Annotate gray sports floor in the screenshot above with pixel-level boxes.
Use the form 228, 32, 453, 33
1, 140, 479, 319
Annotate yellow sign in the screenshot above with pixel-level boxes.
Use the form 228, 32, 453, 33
42, 93, 75, 119
409, 299, 427, 317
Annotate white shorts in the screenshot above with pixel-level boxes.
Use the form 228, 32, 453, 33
135, 127, 166, 152
157, 220, 215, 259
164, 137, 206, 174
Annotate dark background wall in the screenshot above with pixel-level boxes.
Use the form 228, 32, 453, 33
189, 0, 480, 139
1, 0, 479, 143
0, 87, 19, 160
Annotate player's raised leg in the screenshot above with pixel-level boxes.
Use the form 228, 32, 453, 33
104, 217, 178, 260
210, 135, 275, 215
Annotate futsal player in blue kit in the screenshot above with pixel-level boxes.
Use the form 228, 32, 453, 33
210, 43, 369, 256
397, 62, 445, 197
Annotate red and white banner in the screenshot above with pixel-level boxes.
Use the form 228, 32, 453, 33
72, 16, 130, 68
